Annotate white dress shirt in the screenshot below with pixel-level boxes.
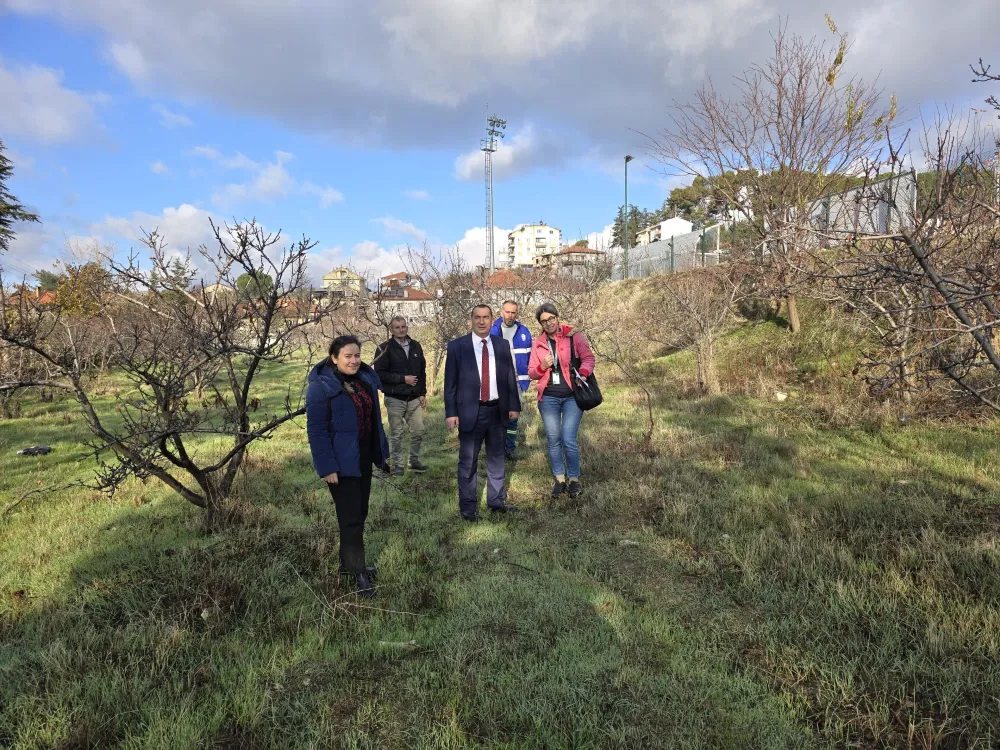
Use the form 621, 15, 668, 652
472, 333, 499, 401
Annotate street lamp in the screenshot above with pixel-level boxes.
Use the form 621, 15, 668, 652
624, 154, 634, 279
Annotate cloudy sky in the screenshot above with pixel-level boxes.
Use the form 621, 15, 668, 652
2, 0, 998, 283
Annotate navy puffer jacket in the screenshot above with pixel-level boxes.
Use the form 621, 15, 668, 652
305, 360, 390, 478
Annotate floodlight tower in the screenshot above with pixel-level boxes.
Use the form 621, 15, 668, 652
481, 109, 506, 273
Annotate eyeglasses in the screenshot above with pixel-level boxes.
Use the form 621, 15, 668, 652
539, 316, 557, 324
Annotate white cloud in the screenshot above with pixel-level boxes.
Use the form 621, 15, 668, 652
371, 217, 427, 242
191, 145, 221, 161
108, 40, 149, 82
192, 146, 259, 170
303, 182, 344, 208
150, 160, 169, 175
453, 225, 512, 269
151, 103, 193, 128
94, 203, 218, 253
212, 151, 295, 206
0, 58, 105, 144
455, 124, 567, 182
10, 0, 1000, 178
404, 189, 430, 200
194, 148, 340, 208
585, 224, 614, 252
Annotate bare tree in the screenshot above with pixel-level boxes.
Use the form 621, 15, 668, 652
0, 219, 344, 527
577, 287, 658, 452
648, 17, 896, 334
401, 244, 481, 394
814, 111, 1000, 412
640, 266, 745, 396
970, 58, 1000, 116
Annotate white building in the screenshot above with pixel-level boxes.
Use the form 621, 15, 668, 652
371, 287, 437, 324
504, 222, 562, 268
634, 217, 694, 246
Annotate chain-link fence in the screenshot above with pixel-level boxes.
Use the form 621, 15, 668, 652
809, 171, 917, 238
611, 224, 723, 280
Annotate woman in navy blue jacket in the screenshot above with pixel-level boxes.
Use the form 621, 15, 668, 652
306, 335, 390, 597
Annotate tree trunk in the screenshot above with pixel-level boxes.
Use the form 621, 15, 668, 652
430, 348, 445, 396
696, 335, 721, 396
785, 293, 801, 334
202, 476, 225, 532
898, 359, 913, 404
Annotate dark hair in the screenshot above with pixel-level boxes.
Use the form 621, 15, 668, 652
329, 335, 361, 357
535, 302, 560, 323
501, 299, 518, 309
471, 303, 493, 317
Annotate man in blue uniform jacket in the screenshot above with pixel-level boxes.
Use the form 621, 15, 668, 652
445, 304, 521, 522
490, 299, 532, 460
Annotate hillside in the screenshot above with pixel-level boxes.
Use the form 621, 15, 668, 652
2, 303, 999, 748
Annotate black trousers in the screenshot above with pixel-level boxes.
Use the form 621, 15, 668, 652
327, 463, 373, 574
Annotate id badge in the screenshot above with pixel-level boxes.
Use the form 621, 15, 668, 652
551, 371, 561, 385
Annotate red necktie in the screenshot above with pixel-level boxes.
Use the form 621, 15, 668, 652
480, 339, 490, 402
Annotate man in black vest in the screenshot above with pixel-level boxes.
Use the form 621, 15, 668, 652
373, 316, 428, 476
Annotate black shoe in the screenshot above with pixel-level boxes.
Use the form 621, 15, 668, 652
568, 480, 583, 498
489, 503, 518, 514
409, 459, 429, 472
355, 571, 375, 598
390, 466, 405, 477
462, 513, 482, 523
339, 565, 378, 580
552, 480, 567, 498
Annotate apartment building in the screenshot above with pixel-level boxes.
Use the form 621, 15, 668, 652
504, 222, 562, 268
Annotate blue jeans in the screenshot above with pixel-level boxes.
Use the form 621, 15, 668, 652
539, 395, 583, 479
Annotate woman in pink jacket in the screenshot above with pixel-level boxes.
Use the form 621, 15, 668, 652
527, 302, 596, 499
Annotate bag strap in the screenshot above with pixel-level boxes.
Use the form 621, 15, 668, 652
569, 333, 582, 371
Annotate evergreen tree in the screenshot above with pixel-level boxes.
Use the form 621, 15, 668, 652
33, 269, 63, 292
0, 138, 40, 254
237, 271, 275, 300
611, 205, 647, 248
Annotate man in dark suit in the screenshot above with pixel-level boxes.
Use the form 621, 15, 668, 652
444, 304, 521, 522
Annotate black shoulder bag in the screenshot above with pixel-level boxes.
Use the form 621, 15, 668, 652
569, 334, 603, 411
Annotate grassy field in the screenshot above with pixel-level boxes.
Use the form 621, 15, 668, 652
2, 320, 999, 748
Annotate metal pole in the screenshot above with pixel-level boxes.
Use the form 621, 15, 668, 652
488, 150, 495, 274
624, 162, 629, 279
624, 154, 634, 280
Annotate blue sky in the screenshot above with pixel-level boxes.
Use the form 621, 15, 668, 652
2, 0, 998, 283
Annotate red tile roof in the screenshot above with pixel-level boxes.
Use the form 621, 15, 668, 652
7, 289, 58, 305
402, 288, 434, 300
485, 270, 523, 288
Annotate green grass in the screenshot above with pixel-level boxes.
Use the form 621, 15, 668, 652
2, 350, 999, 748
